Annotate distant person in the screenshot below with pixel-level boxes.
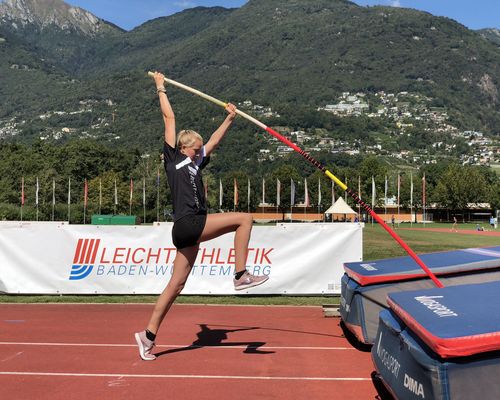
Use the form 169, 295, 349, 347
490, 216, 495, 229
391, 214, 395, 228
451, 216, 458, 232
476, 224, 485, 232
134, 71, 269, 361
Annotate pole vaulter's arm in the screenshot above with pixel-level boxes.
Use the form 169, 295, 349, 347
147, 71, 444, 288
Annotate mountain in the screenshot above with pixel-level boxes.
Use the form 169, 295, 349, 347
0, 0, 122, 73
0, 0, 121, 35
72, 0, 500, 135
478, 28, 500, 46
1, 0, 499, 149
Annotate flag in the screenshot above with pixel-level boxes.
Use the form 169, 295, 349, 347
68, 177, 71, 205
397, 173, 401, 206
290, 179, 295, 206
344, 176, 348, 202
84, 179, 88, 208
276, 179, 281, 206
114, 179, 118, 206
129, 178, 134, 206
410, 173, 414, 209
233, 178, 239, 206
35, 177, 39, 205
384, 175, 388, 206
21, 177, 25, 206
371, 176, 376, 208
247, 178, 250, 208
52, 178, 55, 206
317, 178, 321, 206
331, 180, 335, 205
422, 173, 426, 207
304, 178, 310, 207
156, 167, 161, 221
142, 177, 146, 206
219, 179, 223, 207
262, 178, 266, 204
99, 179, 102, 210
358, 176, 362, 217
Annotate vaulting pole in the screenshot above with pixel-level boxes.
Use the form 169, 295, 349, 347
148, 71, 444, 288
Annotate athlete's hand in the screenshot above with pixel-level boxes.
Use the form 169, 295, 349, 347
153, 71, 166, 89
225, 103, 237, 121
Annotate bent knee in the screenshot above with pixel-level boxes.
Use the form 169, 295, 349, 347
242, 213, 253, 226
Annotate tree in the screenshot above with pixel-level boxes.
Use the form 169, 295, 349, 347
433, 164, 489, 212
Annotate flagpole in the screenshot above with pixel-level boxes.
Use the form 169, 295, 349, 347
262, 178, 265, 206
21, 177, 24, 222
143, 177, 146, 224
233, 178, 238, 212
276, 178, 280, 220
36, 176, 39, 222
422, 173, 426, 225
129, 178, 133, 216
99, 179, 102, 215
219, 178, 223, 212
410, 173, 414, 227
83, 178, 88, 225
384, 175, 388, 220
114, 178, 118, 215
150, 72, 444, 288
358, 176, 361, 222
247, 178, 250, 213
371, 176, 375, 226
52, 178, 55, 221
68, 177, 71, 223
318, 178, 322, 222
156, 169, 160, 221
397, 173, 400, 227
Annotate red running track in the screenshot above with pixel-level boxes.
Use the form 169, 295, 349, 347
0, 304, 381, 400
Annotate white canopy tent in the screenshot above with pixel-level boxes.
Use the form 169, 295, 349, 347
324, 197, 357, 221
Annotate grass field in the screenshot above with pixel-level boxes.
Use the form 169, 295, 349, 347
364, 222, 499, 260
1, 223, 498, 305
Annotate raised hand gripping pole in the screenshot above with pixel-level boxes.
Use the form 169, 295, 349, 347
148, 71, 444, 288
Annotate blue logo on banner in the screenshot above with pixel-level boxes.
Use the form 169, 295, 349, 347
69, 265, 94, 280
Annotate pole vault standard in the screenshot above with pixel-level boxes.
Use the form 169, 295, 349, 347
148, 71, 444, 288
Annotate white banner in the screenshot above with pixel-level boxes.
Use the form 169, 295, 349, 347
0, 221, 362, 295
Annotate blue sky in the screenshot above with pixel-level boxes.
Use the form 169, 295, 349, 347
22, 0, 500, 31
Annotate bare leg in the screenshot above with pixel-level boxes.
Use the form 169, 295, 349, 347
199, 212, 253, 273
146, 245, 199, 335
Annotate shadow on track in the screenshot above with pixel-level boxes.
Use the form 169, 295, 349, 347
155, 324, 275, 358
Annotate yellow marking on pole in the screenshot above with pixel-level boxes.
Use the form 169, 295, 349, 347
325, 170, 347, 190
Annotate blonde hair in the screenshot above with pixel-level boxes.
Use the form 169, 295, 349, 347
177, 130, 203, 149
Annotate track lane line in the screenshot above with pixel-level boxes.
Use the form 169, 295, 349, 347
0, 371, 371, 381
0, 342, 355, 351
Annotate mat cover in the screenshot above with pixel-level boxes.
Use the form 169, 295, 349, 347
344, 246, 500, 286
373, 309, 500, 400
340, 246, 500, 344
387, 281, 500, 358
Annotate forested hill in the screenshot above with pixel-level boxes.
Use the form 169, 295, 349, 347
0, 0, 499, 150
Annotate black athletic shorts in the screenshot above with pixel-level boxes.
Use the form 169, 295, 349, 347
172, 213, 207, 249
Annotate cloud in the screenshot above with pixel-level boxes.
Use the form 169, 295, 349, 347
388, 0, 401, 7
